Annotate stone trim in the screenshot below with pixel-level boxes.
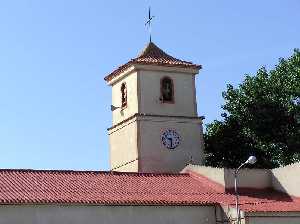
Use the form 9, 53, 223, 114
107, 113, 204, 131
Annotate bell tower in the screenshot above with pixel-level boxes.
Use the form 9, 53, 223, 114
105, 42, 204, 173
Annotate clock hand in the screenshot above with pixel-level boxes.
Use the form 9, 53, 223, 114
168, 137, 173, 148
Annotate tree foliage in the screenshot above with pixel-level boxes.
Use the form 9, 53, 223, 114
204, 49, 300, 168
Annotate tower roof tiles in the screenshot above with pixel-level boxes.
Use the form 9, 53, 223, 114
104, 42, 201, 82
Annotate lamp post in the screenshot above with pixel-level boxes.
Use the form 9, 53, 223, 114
234, 156, 257, 224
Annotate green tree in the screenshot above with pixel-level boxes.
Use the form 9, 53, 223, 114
204, 49, 300, 168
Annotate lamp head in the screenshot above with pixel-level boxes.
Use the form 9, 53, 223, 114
110, 105, 120, 111
246, 156, 257, 165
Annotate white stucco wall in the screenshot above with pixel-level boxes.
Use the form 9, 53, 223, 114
0, 205, 216, 224
139, 116, 204, 173
272, 162, 300, 197
109, 119, 138, 171
246, 212, 300, 224
182, 165, 226, 186
183, 162, 300, 196
139, 69, 197, 117
182, 165, 272, 189
108, 65, 204, 173
111, 71, 138, 125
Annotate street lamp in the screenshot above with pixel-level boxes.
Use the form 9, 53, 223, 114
234, 156, 257, 224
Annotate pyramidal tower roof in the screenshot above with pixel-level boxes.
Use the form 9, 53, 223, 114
104, 42, 201, 82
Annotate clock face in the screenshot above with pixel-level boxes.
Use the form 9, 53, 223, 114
161, 129, 181, 150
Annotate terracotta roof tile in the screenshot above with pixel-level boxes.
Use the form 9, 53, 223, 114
104, 42, 201, 82
0, 169, 299, 213
187, 171, 300, 213
0, 169, 216, 205
234, 188, 300, 212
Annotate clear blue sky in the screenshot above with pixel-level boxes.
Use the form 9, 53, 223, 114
0, 1, 299, 170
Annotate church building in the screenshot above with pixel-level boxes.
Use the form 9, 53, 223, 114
0, 42, 299, 224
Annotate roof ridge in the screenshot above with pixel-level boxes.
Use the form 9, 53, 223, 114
0, 168, 189, 176
135, 42, 193, 64
186, 170, 226, 193
137, 42, 175, 59
0, 168, 107, 174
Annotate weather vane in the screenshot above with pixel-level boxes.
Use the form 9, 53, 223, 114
145, 6, 155, 42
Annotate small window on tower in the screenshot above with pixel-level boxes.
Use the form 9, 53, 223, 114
160, 77, 174, 103
121, 83, 127, 108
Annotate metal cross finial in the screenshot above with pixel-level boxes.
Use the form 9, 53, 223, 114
145, 6, 155, 42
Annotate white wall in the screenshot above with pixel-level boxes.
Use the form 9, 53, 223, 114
183, 163, 300, 196
182, 165, 272, 189
111, 71, 138, 125
139, 69, 197, 117
247, 216, 300, 224
109, 119, 138, 171
0, 205, 216, 224
272, 162, 300, 197
139, 116, 204, 173
246, 212, 300, 224
108, 65, 205, 173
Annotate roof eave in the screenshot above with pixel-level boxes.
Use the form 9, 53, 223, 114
104, 62, 202, 84
105, 64, 136, 86
134, 63, 201, 74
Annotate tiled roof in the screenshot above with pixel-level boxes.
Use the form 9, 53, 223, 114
0, 169, 217, 205
235, 188, 300, 212
104, 42, 201, 82
188, 171, 300, 213
0, 169, 300, 213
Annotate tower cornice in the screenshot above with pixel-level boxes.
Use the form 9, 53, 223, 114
107, 113, 204, 133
